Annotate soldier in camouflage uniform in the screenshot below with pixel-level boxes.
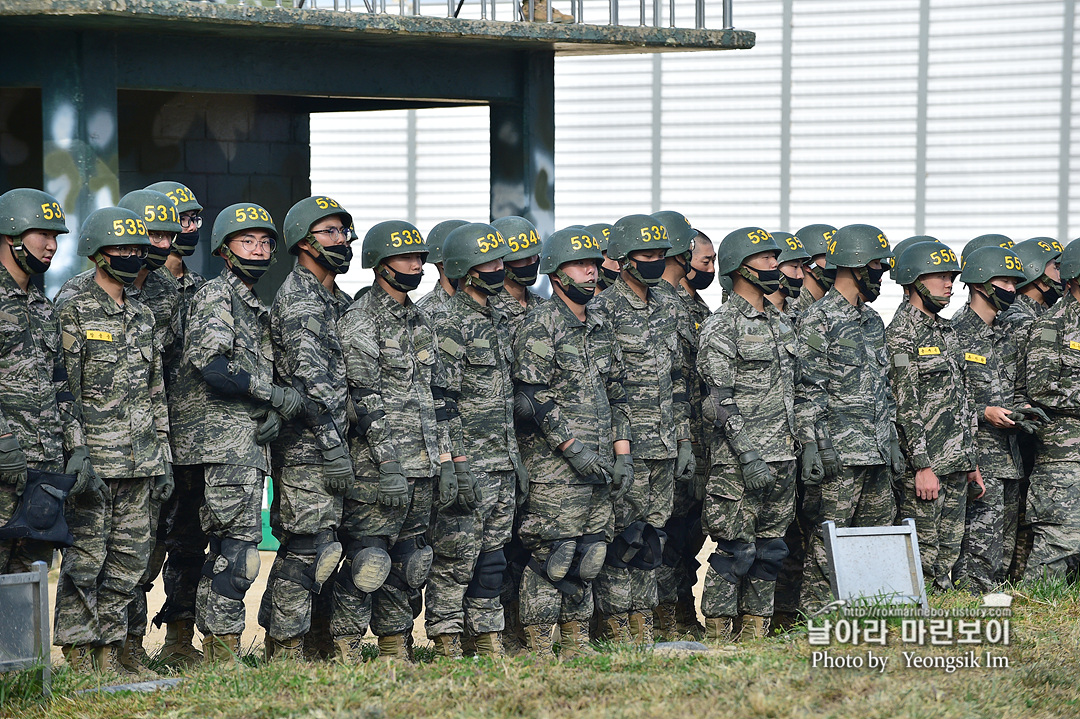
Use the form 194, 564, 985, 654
1022, 239, 1080, 581
796, 224, 901, 613
489, 216, 546, 337
513, 226, 631, 657
338, 220, 463, 661
589, 213, 689, 644
697, 228, 801, 641
0, 189, 97, 585
147, 180, 209, 665
260, 196, 357, 661
786, 224, 837, 318
424, 222, 521, 658
585, 223, 618, 293
766, 232, 810, 317
415, 219, 467, 316
54, 207, 172, 675
952, 245, 1035, 592
887, 241, 982, 592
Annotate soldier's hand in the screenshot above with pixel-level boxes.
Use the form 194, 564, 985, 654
323, 445, 355, 495
0, 434, 27, 492
255, 410, 284, 445
66, 445, 105, 501
152, 462, 175, 503
889, 437, 906, 475
437, 458, 458, 510
967, 467, 986, 499
514, 461, 529, 499
739, 451, 773, 491
612, 453, 634, 502
914, 466, 940, 501
269, 385, 305, 420
455, 460, 482, 512
377, 460, 408, 507
985, 406, 1015, 429
562, 439, 611, 484
675, 440, 696, 483
800, 442, 825, 486
817, 437, 838, 480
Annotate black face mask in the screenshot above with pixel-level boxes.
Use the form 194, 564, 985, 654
914, 281, 949, 314
628, 257, 666, 287
380, 264, 423, 292
143, 244, 171, 271
223, 248, 270, 284
468, 268, 506, 296
854, 265, 886, 302
739, 266, 781, 295
599, 265, 621, 289
172, 229, 200, 257
311, 242, 352, 275
779, 273, 803, 298
506, 259, 539, 287
96, 252, 144, 285
685, 268, 714, 291
982, 283, 1016, 311
555, 270, 597, 305
811, 264, 837, 290
10, 241, 49, 275
1038, 276, 1062, 306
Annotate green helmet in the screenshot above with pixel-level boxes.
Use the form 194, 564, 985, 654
607, 214, 673, 261
210, 203, 277, 255
1059, 241, 1080, 283
826, 224, 893, 268
361, 220, 427, 269
584, 223, 613, 253
958, 246, 1026, 285
282, 196, 353, 254
1012, 238, 1064, 288
118, 189, 182, 234
78, 207, 150, 257
962, 234, 1014, 264
890, 235, 942, 278
426, 219, 468, 265
717, 227, 780, 276
540, 227, 603, 274
651, 210, 697, 257
442, 223, 510, 280
894, 241, 960, 286
145, 181, 202, 213
491, 216, 542, 261
773, 232, 811, 265
0, 188, 69, 235
794, 224, 837, 257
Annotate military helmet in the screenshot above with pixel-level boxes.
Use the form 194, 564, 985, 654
716, 227, 780, 277
426, 220, 468, 265
0, 188, 69, 236
210, 203, 278, 255
584, 223, 614, 253
890, 235, 943, 278
826, 224, 893, 268
773, 232, 811, 265
118, 189, 182, 234
361, 220, 427, 269
442, 222, 510, 280
1011, 238, 1063, 288
794, 223, 837, 258
491, 216, 542, 261
145, 181, 202, 213
1059, 241, 1080, 283
282, 196, 353, 254
893, 241, 960, 286
539, 227, 603, 275
962, 234, 1014, 264
651, 210, 697, 257
78, 207, 150, 257
607, 214, 673, 261
958, 246, 1027, 285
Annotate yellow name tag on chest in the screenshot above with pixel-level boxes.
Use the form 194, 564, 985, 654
1070, 341, 1080, 351
964, 352, 987, 365
918, 346, 940, 356
86, 330, 113, 342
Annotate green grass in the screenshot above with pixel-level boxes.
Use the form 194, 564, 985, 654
4, 584, 1080, 719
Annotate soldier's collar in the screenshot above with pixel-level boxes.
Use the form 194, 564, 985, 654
457, 289, 492, 316
294, 263, 336, 302
615, 276, 649, 309
553, 294, 586, 327
224, 268, 266, 310
88, 276, 126, 315
0, 264, 28, 298
372, 281, 411, 318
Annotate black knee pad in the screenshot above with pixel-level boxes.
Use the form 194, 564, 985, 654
203, 537, 261, 601
0, 469, 75, 546
278, 531, 342, 594
575, 533, 607, 582
466, 548, 508, 599
387, 535, 434, 590
628, 524, 666, 571
606, 521, 647, 568
343, 536, 392, 594
748, 537, 789, 581
527, 538, 577, 582
708, 539, 756, 584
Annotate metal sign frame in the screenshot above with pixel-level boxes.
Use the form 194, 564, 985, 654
0, 561, 51, 696
822, 518, 929, 613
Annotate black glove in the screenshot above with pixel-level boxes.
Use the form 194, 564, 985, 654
675, 440, 696, 483
817, 436, 838, 481
514, 461, 529, 500
612, 453, 634, 502
152, 462, 174, 503
269, 385, 304, 420
255, 409, 284, 446
437, 458, 458, 510
65, 445, 105, 500
0, 434, 27, 494
377, 460, 409, 507
739, 450, 773, 491
1008, 406, 1050, 434
322, 445, 354, 495
889, 437, 905, 475
800, 442, 825, 486
562, 439, 613, 484
455, 459, 481, 512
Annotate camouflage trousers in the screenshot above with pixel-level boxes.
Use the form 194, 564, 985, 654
195, 464, 263, 636
0, 461, 60, 574
1023, 461, 1080, 581
800, 464, 895, 613
701, 460, 796, 618
955, 476, 1007, 594
154, 464, 208, 625
656, 452, 706, 607
260, 463, 342, 641
126, 496, 165, 637
899, 470, 969, 592
594, 457, 674, 616
518, 482, 614, 626
426, 469, 516, 637
54, 477, 152, 647
774, 466, 812, 616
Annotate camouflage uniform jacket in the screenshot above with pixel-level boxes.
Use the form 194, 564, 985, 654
415, 282, 454, 317
338, 282, 452, 479
1025, 292, 1080, 463
787, 287, 818, 323
58, 279, 169, 478
589, 275, 687, 460
0, 267, 84, 463
697, 293, 800, 466
513, 295, 630, 484
490, 287, 546, 343
885, 302, 977, 475
653, 282, 694, 453
676, 284, 711, 452
161, 264, 206, 460
950, 305, 1022, 480
270, 265, 351, 464
432, 291, 519, 473
997, 293, 1047, 407
796, 288, 895, 466
172, 268, 273, 471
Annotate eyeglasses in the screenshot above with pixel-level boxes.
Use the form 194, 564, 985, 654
229, 236, 277, 252
105, 246, 149, 259
179, 214, 203, 229
310, 227, 352, 243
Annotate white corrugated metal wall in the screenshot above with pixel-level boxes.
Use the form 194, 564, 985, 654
311, 0, 1080, 319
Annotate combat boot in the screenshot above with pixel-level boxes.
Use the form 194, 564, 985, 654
160, 620, 203, 666
94, 643, 137, 677
474, 632, 505, 657
704, 616, 733, 644
597, 612, 631, 643
628, 610, 654, 646
377, 633, 411, 662
557, 621, 596, 659
736, 615, 769, 641
674, 600, 706, 640
120, 634, 159, 678
61, 644, 95, 673
333, 634, 366, 664
264, 636, 303, 662
204, 633, 243, 663
770, 610, 799, 633
432, 633, 464, 659
522, 624, 555, 659
653, 602, 678, 641
520, 0, 573, 22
